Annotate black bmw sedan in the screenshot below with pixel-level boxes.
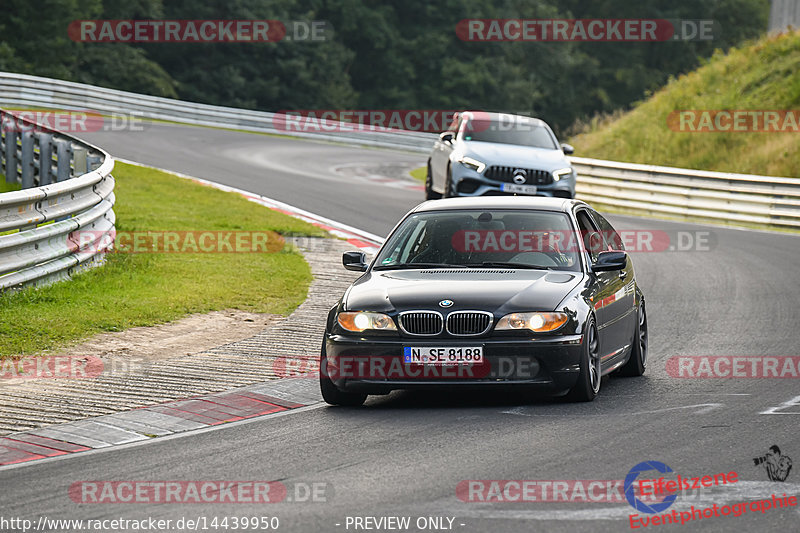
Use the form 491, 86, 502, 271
320, 197, 647, 405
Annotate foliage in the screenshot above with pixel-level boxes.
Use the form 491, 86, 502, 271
0, 0, 770, 133
571, 31, 800, 178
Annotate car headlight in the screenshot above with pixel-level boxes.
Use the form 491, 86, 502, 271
495, 312, 569, 332
552, 168, 573, 182
457, 156, 486, 173
337, 311, 397, 332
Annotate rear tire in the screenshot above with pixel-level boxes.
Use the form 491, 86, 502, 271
320, 339, 367, 406
425, 162, 441, 200
619, 302, 647, 377
565, 317, 601, 402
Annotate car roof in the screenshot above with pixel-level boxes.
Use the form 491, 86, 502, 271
460, 111, 547, 127
412, 196, 587, 214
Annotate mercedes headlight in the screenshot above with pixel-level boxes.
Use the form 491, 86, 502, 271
552, 168, 573, 182
457, 156, 486, 173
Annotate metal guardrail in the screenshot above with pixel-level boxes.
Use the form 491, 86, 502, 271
571, 157, 800, 230
769, 0, 800, 33
1, 72, 798, 231
0, 108, 115, 291
0, 72, 434, 153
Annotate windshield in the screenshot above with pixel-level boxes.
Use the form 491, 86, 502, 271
460, 119, 558, 149
374, 210, 581, 271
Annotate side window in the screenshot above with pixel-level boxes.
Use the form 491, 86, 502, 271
575, 209, 603, 263
591, 211, 625, 251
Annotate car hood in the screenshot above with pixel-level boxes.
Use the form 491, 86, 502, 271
345, 269, 583, 314
461, 141, 568, 170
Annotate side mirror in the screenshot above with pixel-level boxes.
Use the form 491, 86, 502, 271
592, 251, 627, 272
342, 251, 368, 272
439, 132, 454, 143
561, 143, 574, 155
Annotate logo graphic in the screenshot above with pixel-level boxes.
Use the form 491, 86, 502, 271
439, 299, 454, 308
754, 445, 793, 481
624, 461, 678, 514
512, 169, 527, 184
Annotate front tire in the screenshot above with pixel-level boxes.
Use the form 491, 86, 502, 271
565, 317, 601, 402
443, 166, 456, 198
320, 339, 367, 406
619, 302, 647, 377
425, 162, 442, 200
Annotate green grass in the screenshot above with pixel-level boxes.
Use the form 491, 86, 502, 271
0, 179, 20, 193
409, 166, 426, 182
0, 161, 327, 357
569, 31, 800, 178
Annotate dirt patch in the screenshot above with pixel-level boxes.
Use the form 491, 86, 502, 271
44, 310, 279, 363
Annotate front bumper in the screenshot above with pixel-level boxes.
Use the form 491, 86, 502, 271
325, 334, 584, 395
451, 166, 575, 198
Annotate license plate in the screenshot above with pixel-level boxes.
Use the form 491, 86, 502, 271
403, 346, 484, 365
501, 183, 538, 195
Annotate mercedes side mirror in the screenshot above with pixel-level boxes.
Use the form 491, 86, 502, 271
561, 143, 574, 155
439, 132, 454, 143
592, 251, 628, 272
342, 251, 368, 272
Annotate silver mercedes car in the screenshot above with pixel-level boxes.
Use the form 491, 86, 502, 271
425, 111, 576, 200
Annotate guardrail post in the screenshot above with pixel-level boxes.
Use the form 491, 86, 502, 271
56, 139, 71, 182
87, 153, 102, 171
20, 128, 34, 189
38, 133, 53, 185
0, 104, 116, 293
72, 147, 87, 175
3, 122, 16, 184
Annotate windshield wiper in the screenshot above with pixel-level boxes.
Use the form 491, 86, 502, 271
373, 263, 469, 271
465, 261, 553, 270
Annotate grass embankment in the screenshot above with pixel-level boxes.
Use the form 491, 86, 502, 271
570, 31, 800, 178
0, 161, 326, 357
0, 180, 20, 193
409, 166, 426, 182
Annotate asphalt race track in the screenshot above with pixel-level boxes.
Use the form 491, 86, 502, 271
3, 122, 799, 533
81, 123, 425, 236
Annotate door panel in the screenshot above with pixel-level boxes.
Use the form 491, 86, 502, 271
590, 209, 637, 357
576, 209, 629, 364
